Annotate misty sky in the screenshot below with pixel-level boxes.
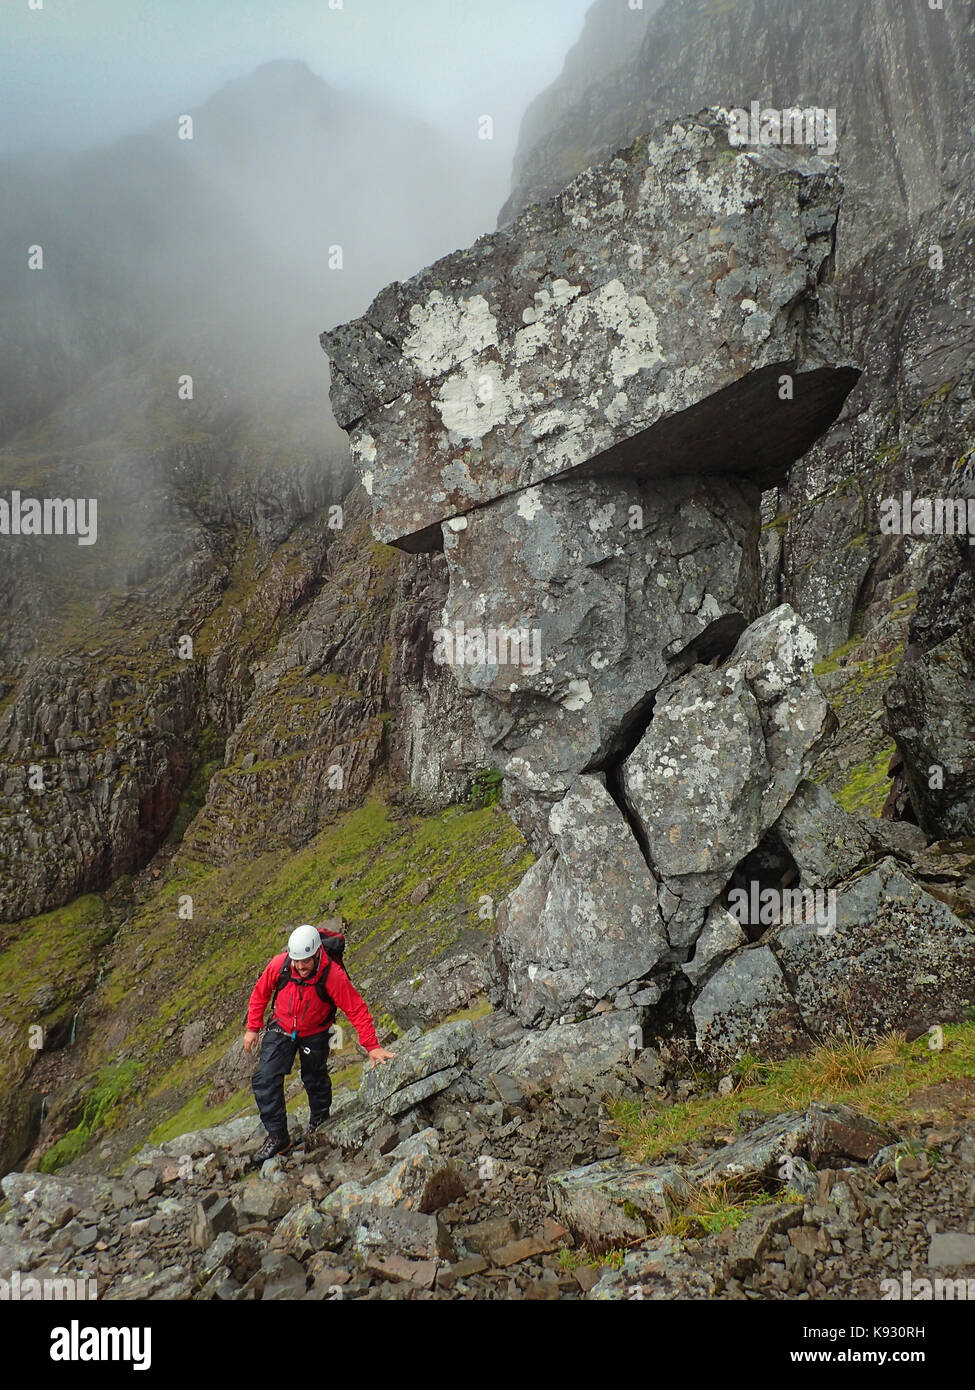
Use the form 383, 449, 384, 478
1, 0, 594, 158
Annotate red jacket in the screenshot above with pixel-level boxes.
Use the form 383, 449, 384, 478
247, 950, 379, 1051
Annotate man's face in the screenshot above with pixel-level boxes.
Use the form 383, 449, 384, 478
292, 950, 319, 979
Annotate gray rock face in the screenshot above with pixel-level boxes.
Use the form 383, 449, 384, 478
623, 604, 832, 946
475, 1009, 642, 1097
323, 111, 858, 552
693, 945, 808, 1070
884, 621, 975, 839
549, 1159, 689, 1251
331, 1021, 477, 1148
441, 473, 760, 794
386, 949, 489, 1032
772, 779, 872, 886
490, 777, 668, 1025
501, 0, 974, 268
500, 0, 975, 662
320, 112, 881, 1057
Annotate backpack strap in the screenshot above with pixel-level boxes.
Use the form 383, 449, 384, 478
313, 954, 337, 1024
268, 954, 293, 1024
268, 951, 338, 1030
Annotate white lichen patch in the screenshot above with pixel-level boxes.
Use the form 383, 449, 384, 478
587, 502, 617, 535
352, 431, 377, 466
435, 361, 521, 442
567, 280, 666, 387
516, 487, 544, 522
561, 679, 593, 711
531, 408, 583, 440
403, 291, 499, 378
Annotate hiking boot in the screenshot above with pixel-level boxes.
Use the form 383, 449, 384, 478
308, 1111, 330, 1132
253, 1132, 291, 1165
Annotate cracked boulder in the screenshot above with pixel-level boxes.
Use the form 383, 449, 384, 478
322, 110, 858, 552
440, 472, 759, 796
623, 604, 832, 947
488, 776, 669, 1025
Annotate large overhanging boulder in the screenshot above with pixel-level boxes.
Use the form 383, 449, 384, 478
322, 109, 859, 552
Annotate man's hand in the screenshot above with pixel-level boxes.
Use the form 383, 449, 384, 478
368, 1047, 397, 1068
243, 1029, 260, 1054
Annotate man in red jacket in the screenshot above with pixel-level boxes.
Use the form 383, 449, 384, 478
244, 923, 396, 1163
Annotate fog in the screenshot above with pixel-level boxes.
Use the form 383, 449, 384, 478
0, 0, 594, 464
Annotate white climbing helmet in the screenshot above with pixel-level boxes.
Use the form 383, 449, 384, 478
288, 924, 321, 960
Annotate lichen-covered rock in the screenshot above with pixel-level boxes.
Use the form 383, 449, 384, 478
694, 857, 975, 1067
548, 1158, 690, 1250
587, 1235, 717, 1299
331, 1021, 477, 1147
475, 1009, 642, 1096
771, 779, 872, 886
489, 777, 667, 1025
323, 1128, 465, 1220
322, 110, 858, 551
623, 605, 832, 947
386, 949, 489, 1031
774, 857, 975, 1038
692, 945, 809, 1070
440, 473, 760, 794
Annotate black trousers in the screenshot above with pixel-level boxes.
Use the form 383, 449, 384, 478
252, 1024, 332, 1136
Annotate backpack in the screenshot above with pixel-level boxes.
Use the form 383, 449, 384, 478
270, 926, 348, 1034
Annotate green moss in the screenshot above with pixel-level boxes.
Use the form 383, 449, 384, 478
835, 744, 895, 817
148, 1087, 254, 1146
39, 1060, 144, 1173
469, 768, 503, 809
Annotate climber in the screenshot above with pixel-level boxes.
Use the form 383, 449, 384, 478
244, 923, 396, 1164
